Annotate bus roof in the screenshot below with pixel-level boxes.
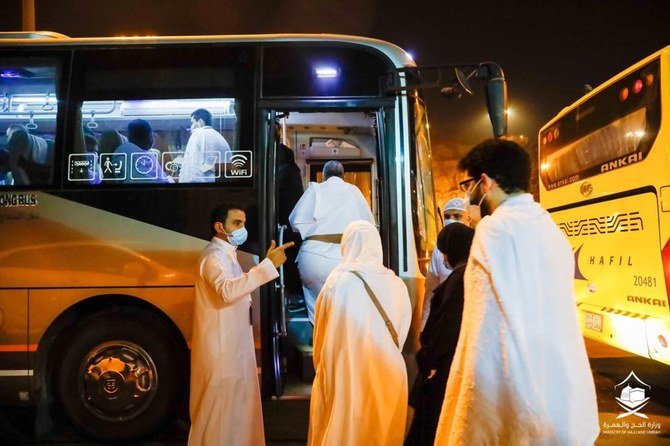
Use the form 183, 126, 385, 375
541, 44, 670, 133
0, 32, 416, 69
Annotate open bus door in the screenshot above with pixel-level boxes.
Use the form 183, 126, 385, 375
265, 108, 389, 399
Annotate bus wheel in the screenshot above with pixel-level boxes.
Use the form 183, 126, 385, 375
55, 310, 184, 441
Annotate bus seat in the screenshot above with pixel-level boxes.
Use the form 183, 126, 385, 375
8, 130, 54, 185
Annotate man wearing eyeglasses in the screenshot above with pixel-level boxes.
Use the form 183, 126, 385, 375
434, 139, 599, 445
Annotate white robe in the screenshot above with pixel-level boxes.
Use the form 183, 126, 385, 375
180, 126, 231, 183
289, 176, 374, 323
308, 220, 412, 446
434, 194, 599, 446
189, 238, 279, 446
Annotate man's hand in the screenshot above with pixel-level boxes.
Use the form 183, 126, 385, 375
266, 240, 295, 268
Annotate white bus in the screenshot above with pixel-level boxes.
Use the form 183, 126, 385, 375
0, 33, 506, 440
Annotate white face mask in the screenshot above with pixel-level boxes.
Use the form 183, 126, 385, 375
464, 178, 488, 221
224, 227, 248, 246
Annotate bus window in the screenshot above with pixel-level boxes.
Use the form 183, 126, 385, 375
539, 59, 660, 190
0, 58, 61, 187
67, 98, 238, 184
67, 46, 252, 187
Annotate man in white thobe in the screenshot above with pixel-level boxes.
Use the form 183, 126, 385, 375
421, 197, 470, 330
179, 108, 231, 183
289, 160, 374, 323
308, 220, 411, 446
189, 203, 293, 446
434, 139, 599, 445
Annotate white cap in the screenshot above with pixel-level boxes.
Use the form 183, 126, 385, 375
443, 197, 466, 213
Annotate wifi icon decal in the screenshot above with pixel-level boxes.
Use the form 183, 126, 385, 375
230, 154, 247, 168
225, 150, 253, 178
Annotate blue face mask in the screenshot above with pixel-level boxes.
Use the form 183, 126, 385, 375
225, 227, 248, 246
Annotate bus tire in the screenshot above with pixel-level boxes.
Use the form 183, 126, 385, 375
55, 309, 184, 441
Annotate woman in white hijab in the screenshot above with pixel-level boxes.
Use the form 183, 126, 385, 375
307, 220, 412, 446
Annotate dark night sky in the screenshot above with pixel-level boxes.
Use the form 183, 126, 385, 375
3, 0, 670, 157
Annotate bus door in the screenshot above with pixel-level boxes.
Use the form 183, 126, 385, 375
266, 110, 384, 398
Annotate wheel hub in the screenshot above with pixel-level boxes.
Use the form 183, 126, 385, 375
79, 341, 158, 421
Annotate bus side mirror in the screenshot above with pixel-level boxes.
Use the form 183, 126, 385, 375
480, 63, 508, 138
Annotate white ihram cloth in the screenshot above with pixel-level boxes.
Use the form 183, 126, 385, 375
308, 220, 412, 446
179, 126, 231, 183
289, 176, 374, 323
434, 194, 599, 446
188, 237, 279, 446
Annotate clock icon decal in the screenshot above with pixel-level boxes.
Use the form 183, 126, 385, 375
135, 155, 154, 175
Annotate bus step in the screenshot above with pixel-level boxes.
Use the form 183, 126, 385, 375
295, 344, 314, 383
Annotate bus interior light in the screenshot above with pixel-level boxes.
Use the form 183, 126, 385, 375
314, 67, 339, 78
0, 68, 34, 79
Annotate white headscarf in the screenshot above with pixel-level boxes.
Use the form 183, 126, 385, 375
331, 220, 387, 273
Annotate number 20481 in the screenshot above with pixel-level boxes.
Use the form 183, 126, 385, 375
633, 275, 657, 287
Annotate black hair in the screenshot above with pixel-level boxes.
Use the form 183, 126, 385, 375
458, 138, 531, 194
191, 108, 213, 126
436, 222, 475, 268
209, 202, 245, 236
127, 119, 153, 150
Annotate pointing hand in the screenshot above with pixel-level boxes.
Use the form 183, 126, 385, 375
266, 240, 295, 268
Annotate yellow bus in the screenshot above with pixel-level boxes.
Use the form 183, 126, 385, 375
539, 45, 670, 365
0, 33, 507, 440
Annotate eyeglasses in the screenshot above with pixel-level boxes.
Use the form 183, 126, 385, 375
458, 176, 478, 193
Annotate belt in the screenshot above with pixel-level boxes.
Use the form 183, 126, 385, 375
305, 233, 343, 244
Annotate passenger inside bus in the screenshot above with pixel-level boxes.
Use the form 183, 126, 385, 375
113, 119, 173, 184
179, 108, 231, 183
276, 143, 304, 295
99, 129, 127, 154
7, 128, 54, 186
0, 148, 11, 186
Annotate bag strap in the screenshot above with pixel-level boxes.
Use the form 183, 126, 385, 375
350, 270, 399, 348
